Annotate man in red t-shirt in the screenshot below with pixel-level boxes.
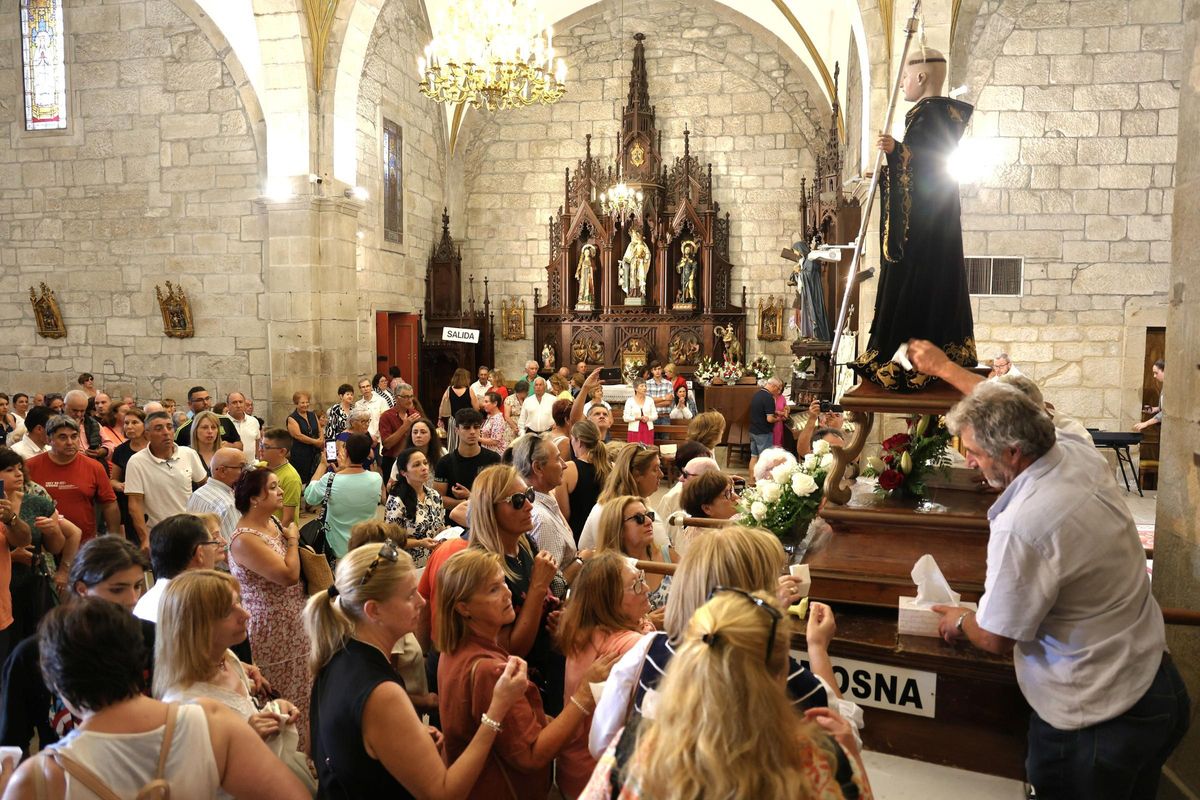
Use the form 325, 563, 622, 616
377, 382, 422, 486
25, 416, 119, 542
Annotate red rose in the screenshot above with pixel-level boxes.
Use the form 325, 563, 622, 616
882, 433, 911, 452
879, 469, 904, 491
882, 453, 894, 465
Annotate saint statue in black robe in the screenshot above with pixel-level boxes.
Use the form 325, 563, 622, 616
851, 94, 978, 391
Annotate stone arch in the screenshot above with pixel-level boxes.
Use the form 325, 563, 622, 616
172, 0, 268, 176
948, 0, 1034, 105
324, 0, 389, 183
249, 0, 314, 176
848, 0, 889, 172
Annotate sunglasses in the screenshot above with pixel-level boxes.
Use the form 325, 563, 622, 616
497, 487, 536, 510
359, 539, 400, 586
623, 509, 656, 525
197, 539, 226, 549
707, 586, 783, 663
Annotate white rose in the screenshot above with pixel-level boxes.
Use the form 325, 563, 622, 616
820, 453, 835, 470
791, 472, 818, 497
812, 439, 832, 457
803, 454, 818, 471
750, 501, 768, 521
759, 480, 781, 503
770, 462, 794, 484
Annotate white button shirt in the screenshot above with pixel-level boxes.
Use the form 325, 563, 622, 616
976, 428, 1166, 730
519, 393, 556, 434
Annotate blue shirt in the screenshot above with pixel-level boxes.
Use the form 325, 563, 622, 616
303, 471, 383, 557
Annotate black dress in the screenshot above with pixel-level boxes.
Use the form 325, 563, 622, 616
566, 456, 599, 542
311, 639, 415, 799
851, 96, 978, 391
288, 410, 321, 484
111, 441, 143, 544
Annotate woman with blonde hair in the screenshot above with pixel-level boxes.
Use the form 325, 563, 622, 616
305, 541, 527, 797
577, 443, 663, 551
436, 549, 616, 800
595, 496, 675, 612
590, 525, 859, 759
464, 464, 564, 712
189, 410, 224, 477
554, 552, 653, 797
582, 590, 872, 799
554, 418, 611, 540
154, 570, 312, 792
687, 410, 726, 453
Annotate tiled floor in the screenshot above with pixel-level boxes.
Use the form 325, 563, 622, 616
861, 751, 1025, 799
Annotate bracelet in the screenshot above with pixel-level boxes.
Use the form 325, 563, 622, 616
570, 696, 593, 716
480, 713, 503, 733
954, 611, 972, 636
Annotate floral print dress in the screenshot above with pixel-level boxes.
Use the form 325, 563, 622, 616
384, 486, 447, 569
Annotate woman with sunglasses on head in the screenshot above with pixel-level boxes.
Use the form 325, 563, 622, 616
437, 549, 617, 800
467, 464, 569, 713
577, 444, 663, 552
305, 541, 528, 798
554, 552, 654, 798
385, 446, 447, 569
676, 469, 740, 555
0, 536, 151, 757
582, 590, 872, 800
589, 526, 858, 761
228, 468, 312, 751
595, 497, 676, 614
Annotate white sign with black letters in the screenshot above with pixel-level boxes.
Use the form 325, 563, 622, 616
442, 327, 480, 343
792, 650, 937, 718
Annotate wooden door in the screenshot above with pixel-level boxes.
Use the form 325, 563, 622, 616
376, 312, 421, 397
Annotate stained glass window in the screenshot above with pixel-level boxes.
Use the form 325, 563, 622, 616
383, 119, 403, 244
20, 0, 68, 131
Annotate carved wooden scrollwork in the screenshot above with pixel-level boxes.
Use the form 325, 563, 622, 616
570, 327, 605, 365
668, 329, 701, 365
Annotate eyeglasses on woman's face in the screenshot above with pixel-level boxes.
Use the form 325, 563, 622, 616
623, 509, 656, 525
707, 586, 783, 663
625, 570, 648, 596
496, 486, 535, 510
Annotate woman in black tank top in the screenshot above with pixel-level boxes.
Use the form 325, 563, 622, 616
555, 419, 608, 544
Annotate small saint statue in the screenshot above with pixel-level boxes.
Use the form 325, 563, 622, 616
850, 48, 977, 391
619, 228, 651, 305
714, 325, 741, 365
787, 238, 839, 342
542, 341, 556, 372
576, 239, 598, 310
675, 239, 698, 307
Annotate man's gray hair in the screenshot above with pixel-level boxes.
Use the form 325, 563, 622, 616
946, 382, 1055, 462
392, 382, 412, 395
511, 433, 553, 479
994, 373, 1045, 409
63, 389, 88, 406
765, 377, 783, 390
347, 407, 372, 424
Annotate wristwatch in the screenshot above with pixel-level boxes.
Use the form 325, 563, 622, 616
954, 611, 971, 637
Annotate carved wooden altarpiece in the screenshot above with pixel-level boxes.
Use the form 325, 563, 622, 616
534, 33, 746, 373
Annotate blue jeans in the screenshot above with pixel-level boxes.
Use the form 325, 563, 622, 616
750, 432, 774, 456
1026, 653, 1190, 800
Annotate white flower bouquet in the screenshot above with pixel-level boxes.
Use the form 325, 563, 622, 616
748, 354, 775, 382
736, 439, 832, 541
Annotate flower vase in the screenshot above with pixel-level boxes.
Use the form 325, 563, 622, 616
711, 376, 725, 386
778, 515, 813, 567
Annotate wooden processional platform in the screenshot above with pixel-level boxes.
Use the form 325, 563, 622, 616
795, 379, 1031, 779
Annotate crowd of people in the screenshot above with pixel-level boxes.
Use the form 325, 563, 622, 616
0, 346, 1184, 799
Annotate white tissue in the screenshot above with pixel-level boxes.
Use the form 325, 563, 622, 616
910, 554, 960, 608
892, 342, 913, 371
435, 526, 465, 542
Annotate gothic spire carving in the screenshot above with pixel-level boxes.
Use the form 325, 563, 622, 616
624, 32, 651, 115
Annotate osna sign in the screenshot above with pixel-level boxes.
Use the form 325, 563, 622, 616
792, 650, 937, 718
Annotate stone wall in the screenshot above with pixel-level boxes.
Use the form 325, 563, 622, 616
0, 0, 266, 405
353, 0, 448, 386
456, 0, 829, 376
955, 0, 1180, 427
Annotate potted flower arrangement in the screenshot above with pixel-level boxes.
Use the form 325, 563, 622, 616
737, 441, 833, 561
875, 414, 953, 499
719, 359, 746, 385
748, 355, 775, 383
694, 356, 719, 386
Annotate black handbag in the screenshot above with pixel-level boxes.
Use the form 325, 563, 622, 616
299, 474, 335, 565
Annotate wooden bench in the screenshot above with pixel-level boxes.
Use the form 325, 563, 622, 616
607, 421, 691, 482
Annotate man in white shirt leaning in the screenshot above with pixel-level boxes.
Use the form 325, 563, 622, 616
519, 377, 556, 435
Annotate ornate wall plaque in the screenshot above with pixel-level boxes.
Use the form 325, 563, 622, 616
29, 283, 66, 339
757, 295, 785, 341
668, 330, 701, 365
156, 281, 194, 338
501, 298, 526, 340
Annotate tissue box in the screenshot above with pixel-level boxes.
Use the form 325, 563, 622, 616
897, 596, 978, 638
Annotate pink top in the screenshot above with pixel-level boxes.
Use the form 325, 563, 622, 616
557, 628, 647, 797
773, 394, 788, 446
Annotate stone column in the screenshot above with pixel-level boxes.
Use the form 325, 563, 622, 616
255, 192, 364, 421
1153, 2, 1200, 795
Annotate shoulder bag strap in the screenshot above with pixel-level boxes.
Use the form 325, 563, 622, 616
320, 474, 335, 529
467, 658, 519, 800
46, 751, 124, 800
154, 703, 178, 780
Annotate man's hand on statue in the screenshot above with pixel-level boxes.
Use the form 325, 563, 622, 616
877, 133, 896, 154
906, 339, 950, 377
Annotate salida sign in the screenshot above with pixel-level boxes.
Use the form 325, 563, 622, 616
442, 327, 480, 343
792, 650, 936, 718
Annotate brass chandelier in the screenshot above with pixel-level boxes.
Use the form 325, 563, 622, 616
417, 0, 567, 111
599, 180, 643, 220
